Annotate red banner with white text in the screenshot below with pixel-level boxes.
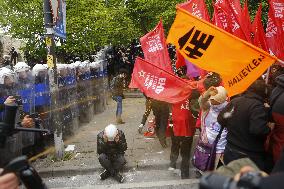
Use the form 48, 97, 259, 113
129, 58, 196, 104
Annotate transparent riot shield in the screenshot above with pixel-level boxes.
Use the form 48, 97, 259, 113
0, 68, 23, 166
77, 61, 93, 124
90, 62, 101, 114
97, 60, 106, 112
66, 64, 79, 135
33, 64, 52, 153
102, 59, 109, 111
15, 68, 35, 154
57, 64, 73, 139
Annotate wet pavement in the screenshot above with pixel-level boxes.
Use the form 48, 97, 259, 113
33, 97, 200, 188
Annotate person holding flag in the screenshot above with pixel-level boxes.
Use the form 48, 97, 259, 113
168, 94, 196, 179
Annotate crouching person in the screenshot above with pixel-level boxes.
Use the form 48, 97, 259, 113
97, 124, 127, 183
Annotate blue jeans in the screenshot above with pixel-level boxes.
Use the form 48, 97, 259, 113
114, 96, 123, 117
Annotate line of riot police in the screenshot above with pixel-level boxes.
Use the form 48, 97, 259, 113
0, 55, 109, 166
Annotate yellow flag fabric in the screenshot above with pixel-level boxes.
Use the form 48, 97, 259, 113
167, 7, 277, 96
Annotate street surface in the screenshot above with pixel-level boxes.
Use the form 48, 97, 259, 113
33, 97, 199, 188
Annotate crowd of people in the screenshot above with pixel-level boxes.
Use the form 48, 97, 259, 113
102, 60, 284, 185
1, 46, 284, 187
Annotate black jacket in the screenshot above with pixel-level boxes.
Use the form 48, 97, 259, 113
218, 92, 270, 155
97, 130, 127, 155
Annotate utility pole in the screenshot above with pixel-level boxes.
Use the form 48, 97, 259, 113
43, 0, 64, 160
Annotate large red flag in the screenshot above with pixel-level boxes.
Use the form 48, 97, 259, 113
140, 20, 173, 73
215, 0, 247, 40
252, 4, 268, 51
266, 0, 284, 60
242, 0, 252, 43
177, 0, 210, 21
129, 58, 196, 104
212, 3, 232, 33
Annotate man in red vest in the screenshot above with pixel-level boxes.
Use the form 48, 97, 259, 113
169, 96, 196, 179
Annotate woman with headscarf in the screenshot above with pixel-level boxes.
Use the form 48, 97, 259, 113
197, 86, 228, 170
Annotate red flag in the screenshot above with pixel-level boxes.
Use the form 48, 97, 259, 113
175, 51, 186, 68
266, 0, 284, 60
252, 4, 268, 51
140, 20, 173, 73
129, 58, 195, 104
228, 0, 242, 16
242, 0, 252, 43
214, 0, 246, 40
177, 0, 210, 22
212, 3, 232, 33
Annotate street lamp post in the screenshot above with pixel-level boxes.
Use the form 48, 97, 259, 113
43, 0, 64, 160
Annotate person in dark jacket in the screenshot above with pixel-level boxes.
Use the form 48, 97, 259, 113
151, 99, 170, 148
111, 73, 126, 124
218, 79, 272, 172
267, 74, 284, 163
97, 124, 127, 183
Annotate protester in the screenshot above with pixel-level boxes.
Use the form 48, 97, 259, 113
218, 79, 273, 172
232, 148, 284, 189
97, 124, 127, 183
266, 74, 284, 163
138, 96, 152, 134
0, 169, 19, 189
110, 73, 126, 124
194, 86, 228, 170
151, 99, 170, 148
168, 97, 196, 179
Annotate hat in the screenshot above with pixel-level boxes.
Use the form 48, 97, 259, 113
209, 86, 228, 104
104, 124, 118, 142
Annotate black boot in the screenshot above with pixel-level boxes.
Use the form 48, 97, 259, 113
181, 170, 189, 179
99, 169, 111, 180
114, 172, 125, 183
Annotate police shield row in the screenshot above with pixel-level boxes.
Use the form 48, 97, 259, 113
0, 59, 108, 166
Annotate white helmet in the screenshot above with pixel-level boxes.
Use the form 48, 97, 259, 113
74, 61, 81, 67
0, 67, 15, 84
14, 62, 30, 73
56, 64, 66, 70
32, 64, 48, 76
104, 124, 118, 141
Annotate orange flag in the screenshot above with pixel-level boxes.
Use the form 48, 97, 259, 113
167, 7, 277, 97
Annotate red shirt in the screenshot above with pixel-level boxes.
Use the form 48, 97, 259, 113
172, 99, 196, 137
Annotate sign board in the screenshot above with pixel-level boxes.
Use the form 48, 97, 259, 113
49, 0, 66, 39
47, 55, 54, 68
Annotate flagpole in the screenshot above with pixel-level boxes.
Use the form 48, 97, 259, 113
136, 57, 193, 86
43, 0, 64, 160
277, 59, 284, 65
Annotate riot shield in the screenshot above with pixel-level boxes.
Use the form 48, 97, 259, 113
90, 62, 101, 114
66, 64, 79, 135
14, 64, 35, 155
77, 61, 93, 124
32, 64, 52, 153
57, 64, 74, 139
0, 67, 23, 166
